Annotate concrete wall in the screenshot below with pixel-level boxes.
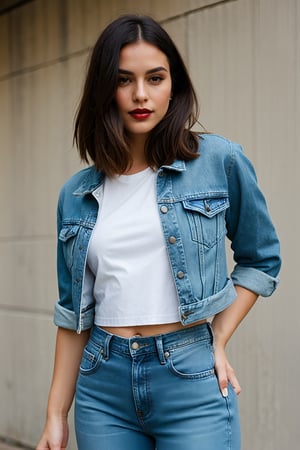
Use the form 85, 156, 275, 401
0, 0, 298, 448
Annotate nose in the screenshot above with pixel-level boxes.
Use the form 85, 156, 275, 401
133, 80, 148, 103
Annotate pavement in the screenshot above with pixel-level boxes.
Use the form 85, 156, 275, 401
0, 440, 33, 450
0, 445, 20, 450
0, 444, 21, 450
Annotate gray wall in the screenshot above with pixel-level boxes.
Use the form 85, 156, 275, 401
0, 0, 298, 448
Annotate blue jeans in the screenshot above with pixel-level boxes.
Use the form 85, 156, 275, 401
75, 323, 240, 449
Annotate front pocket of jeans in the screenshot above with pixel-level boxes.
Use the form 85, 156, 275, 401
183, 197, 229, 248
166, 340, 215, 380
79, 340, 104, 375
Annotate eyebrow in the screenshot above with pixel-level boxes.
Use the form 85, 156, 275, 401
118, 66, 168, 75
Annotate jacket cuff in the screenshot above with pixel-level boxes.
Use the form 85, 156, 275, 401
53, 301, 77, 330
231, 266, 279, 297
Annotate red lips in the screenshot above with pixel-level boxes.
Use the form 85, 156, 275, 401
129, 108, 152, 120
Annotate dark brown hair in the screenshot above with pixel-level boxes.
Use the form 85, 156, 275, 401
74, 14, 200, 176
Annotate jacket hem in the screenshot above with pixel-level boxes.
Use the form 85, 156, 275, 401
179, 278, 237, 324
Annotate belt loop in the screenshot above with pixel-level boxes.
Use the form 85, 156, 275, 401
155, 336, 166, 365
103, 333, 112, 360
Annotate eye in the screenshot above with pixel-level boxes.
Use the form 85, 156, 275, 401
149, 75, 164, 85
118, 76, 130, 86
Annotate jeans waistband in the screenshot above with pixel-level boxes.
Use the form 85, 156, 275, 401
89, 322, 213, 363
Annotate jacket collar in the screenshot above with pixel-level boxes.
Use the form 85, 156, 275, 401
161, 160, 186, 172
73, 166, 104, 196
73, 160, 186, 196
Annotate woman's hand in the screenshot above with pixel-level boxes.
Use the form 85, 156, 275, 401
214, 342, 241, 397
36, 328, 90, 450
211, 286, 258, 396
36, 415, 69, 450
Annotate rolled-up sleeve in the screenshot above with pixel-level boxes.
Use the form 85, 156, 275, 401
54, 301, 77, 330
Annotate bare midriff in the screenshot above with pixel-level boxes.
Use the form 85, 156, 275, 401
101, 319, 207, 338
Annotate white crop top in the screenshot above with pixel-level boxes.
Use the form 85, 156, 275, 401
86, 167, 180, 326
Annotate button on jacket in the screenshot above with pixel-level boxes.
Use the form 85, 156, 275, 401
54, 134, 281, 333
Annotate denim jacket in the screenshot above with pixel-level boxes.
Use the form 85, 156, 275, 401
54, 134, 281, 333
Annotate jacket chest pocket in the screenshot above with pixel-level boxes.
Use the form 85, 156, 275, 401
59, 224, 80, 271
182, 197, 229, 249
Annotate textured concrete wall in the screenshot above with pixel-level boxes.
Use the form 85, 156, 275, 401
0, 0, 298, 448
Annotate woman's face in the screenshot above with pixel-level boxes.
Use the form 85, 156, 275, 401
115, 40, 172, 142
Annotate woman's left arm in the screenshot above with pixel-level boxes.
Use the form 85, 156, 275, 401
211, 285, 258, 397
212, 142, 281, 396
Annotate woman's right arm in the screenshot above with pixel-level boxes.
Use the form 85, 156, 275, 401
36, 327, 90, 450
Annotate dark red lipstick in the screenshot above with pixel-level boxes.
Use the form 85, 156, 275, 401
129, 108, 152, 120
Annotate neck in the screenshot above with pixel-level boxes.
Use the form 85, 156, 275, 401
125, 134, 149, 175
125, 160, 149, 175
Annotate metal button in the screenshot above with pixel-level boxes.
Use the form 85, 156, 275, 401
131, 342, 139, 350
160, 205, 168, 214
164, 351, 170, 358
169, 236, 176, 244
177, 271, 184, 279
205, 201, 211, 212
158, 171, 164, 177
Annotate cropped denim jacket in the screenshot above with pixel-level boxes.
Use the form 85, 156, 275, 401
54, 134, 281, 333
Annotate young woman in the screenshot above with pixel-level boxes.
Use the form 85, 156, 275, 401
37, 14, 281, 450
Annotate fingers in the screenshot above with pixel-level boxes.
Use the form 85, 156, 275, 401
227, 364, 242, 395
36, 416, 69, 450
36, 436, 66, 450
219, 364, 241, 396
215, 362, 229, 397
214, 347, 242, 397
36, 444, 66, 450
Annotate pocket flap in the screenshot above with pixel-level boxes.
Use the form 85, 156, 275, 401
182, 198, 229, 218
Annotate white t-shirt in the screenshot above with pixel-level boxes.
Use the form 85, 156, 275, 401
86, 167, 180, 326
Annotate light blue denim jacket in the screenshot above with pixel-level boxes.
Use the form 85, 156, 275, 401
54, 134, 281, 333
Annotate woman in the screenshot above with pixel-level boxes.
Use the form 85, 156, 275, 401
37, 14, 281, 450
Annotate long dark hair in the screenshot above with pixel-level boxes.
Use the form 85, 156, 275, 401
74, 14, 200, 176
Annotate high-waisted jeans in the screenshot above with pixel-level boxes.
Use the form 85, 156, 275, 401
75, 322, 240, 449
